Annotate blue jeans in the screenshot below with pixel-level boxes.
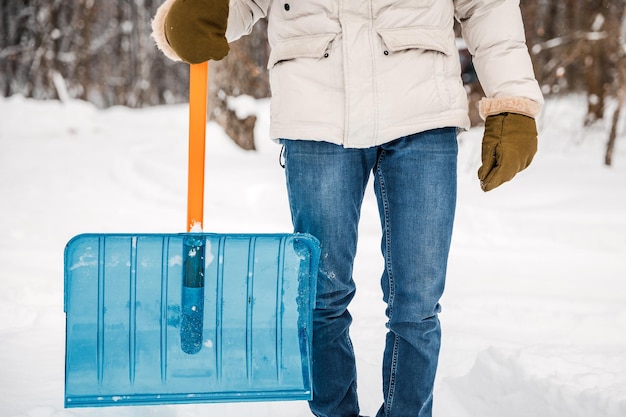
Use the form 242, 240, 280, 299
282, 128, 458, 417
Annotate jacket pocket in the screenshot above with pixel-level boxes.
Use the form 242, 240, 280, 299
377, 26, 453, 56
268, 33, 336, 68
376, 26, 458, 113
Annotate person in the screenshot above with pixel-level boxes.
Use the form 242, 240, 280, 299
152, 1, 543, 416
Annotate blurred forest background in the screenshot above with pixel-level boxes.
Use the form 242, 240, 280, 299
1, 0, 625, 162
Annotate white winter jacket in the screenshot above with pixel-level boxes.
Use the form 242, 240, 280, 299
153, 0, 543, 148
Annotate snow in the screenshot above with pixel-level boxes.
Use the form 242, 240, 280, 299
1, 93, 625, 417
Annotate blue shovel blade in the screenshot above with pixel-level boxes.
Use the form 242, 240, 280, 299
63, 233, 319, 408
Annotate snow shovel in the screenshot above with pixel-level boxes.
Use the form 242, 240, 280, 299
63, 62, 320, 408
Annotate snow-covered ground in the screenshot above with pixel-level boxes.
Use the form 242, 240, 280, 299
1, 94, 625, 417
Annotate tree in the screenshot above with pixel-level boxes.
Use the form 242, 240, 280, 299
0, 0, 268, 147
527, 0, 626, 165
0, 0, 189, 108
603, 1, 626, 166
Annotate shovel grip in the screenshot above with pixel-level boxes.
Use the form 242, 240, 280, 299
187, 62, 208, 232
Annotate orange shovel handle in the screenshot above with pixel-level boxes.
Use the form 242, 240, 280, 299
187, 62, 208, 232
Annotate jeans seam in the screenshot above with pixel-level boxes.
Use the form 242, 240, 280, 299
376, 151, 394, 322
386, 334, 400, 416
376, 150, 397, 416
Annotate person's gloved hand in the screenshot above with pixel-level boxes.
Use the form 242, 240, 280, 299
478, 112, 538, 192
161, 0, 230, 64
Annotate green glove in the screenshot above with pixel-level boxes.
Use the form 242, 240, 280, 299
164, 0, 230, 64
478, 113, 538, 192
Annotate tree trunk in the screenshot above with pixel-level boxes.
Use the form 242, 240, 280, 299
208, 20, 270, 150
605, 102, 620, 166
604, 1, 626, 166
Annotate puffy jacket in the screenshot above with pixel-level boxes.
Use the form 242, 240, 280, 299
154, 0, 543, 148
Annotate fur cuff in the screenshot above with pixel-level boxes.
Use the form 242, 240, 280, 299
479, 96, 542, 120
151, 0, 183, 62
